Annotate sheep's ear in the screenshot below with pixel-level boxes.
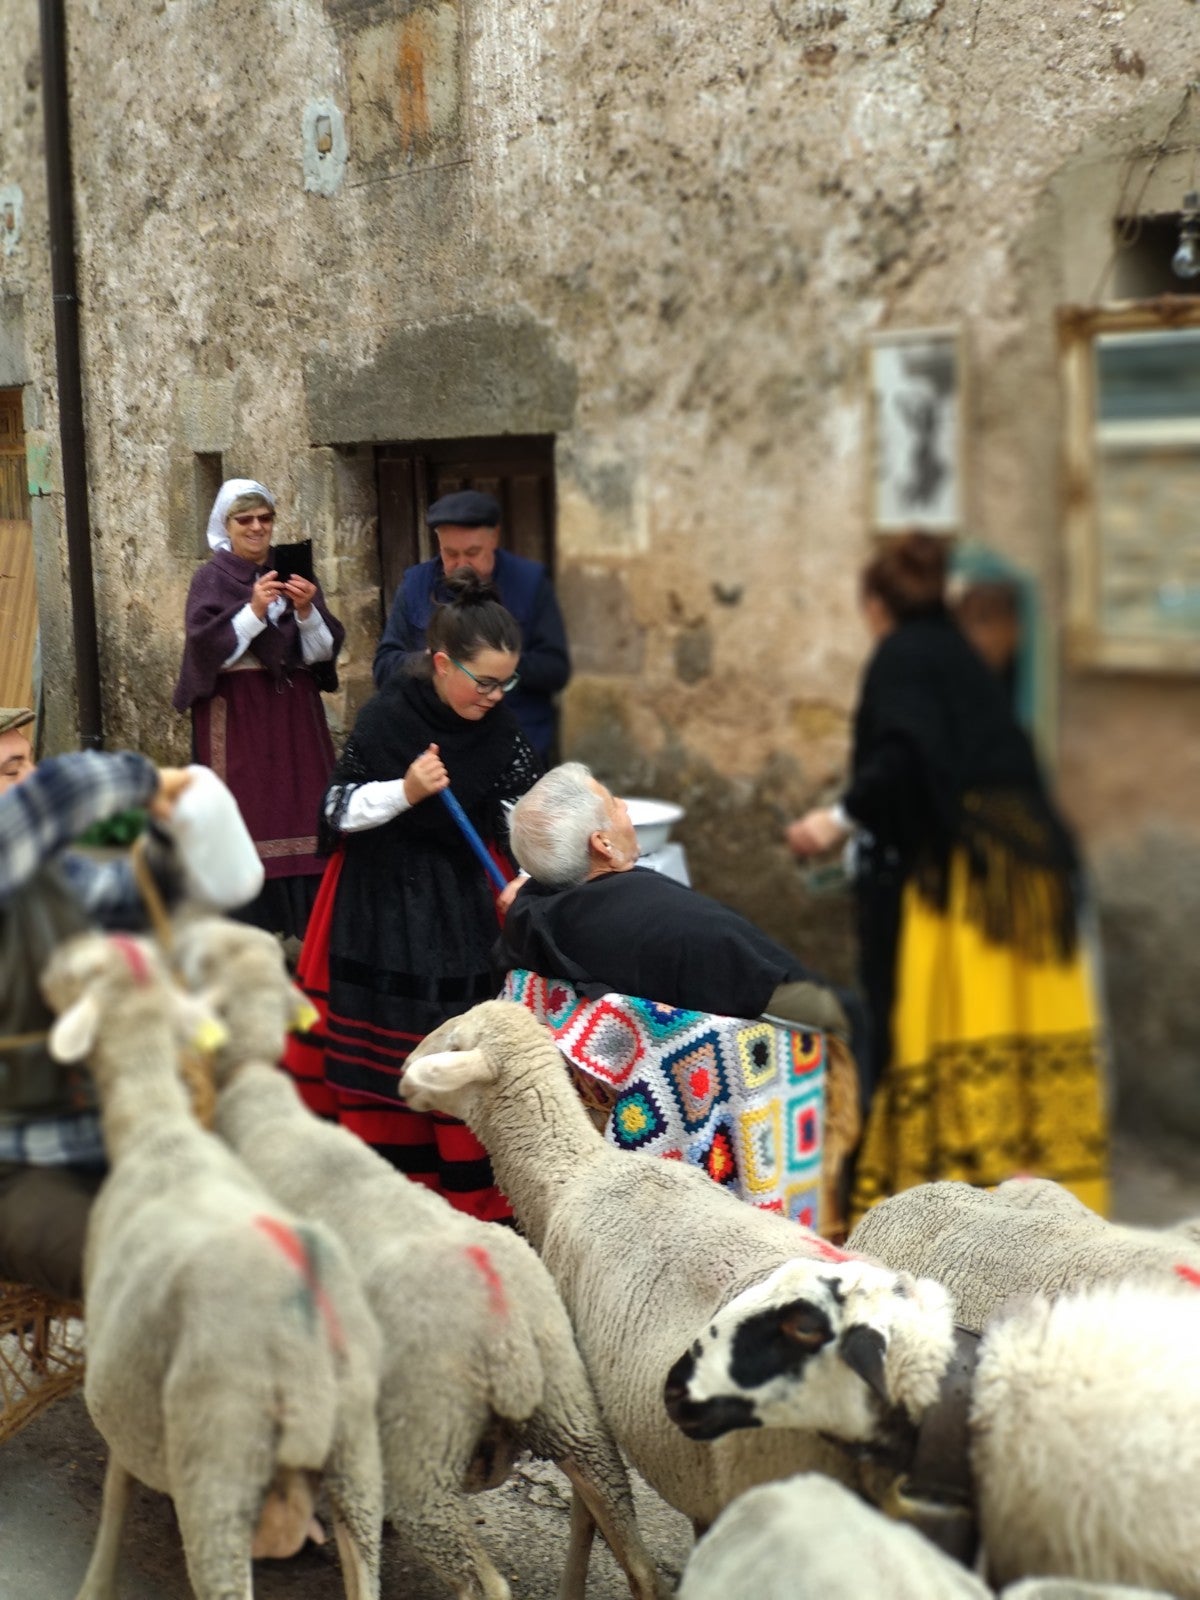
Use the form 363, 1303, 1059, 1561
401, 1048, 493, 1108
289, 986, 320, 1035
838, 1324, 889, 1403
48, 994, 102, 1062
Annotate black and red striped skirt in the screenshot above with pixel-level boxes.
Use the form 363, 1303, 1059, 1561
283, 851, 512, 1223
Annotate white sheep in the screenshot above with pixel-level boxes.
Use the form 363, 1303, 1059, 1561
677, 1473, 993, 1600
665, 1268, 1200, 1599
1000, 1582, 1177, 1599
846, 1178, 1200, 1330
172, 917, 668, 1600
41, 931, 383, 1600
400, 999, 957, 1536
972, 1281, 1200, 1595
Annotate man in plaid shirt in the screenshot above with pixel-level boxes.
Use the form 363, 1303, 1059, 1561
0, 709, 192, 1298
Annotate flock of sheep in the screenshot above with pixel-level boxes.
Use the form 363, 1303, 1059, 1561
28, 918, 1200, 1600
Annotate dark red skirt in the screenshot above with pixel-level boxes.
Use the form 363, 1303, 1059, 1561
192, 668, 334, 881
283, 851, 512, 1223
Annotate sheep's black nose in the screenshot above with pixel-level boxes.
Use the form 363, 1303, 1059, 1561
666, 1392, 763, 1440
663, 1349, 696, 1408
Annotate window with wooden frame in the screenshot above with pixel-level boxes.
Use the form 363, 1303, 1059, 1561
0, 388, 37, 708
1061, 302, 1200, 671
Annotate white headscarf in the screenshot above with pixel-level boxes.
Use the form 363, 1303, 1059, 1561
206, 478, 276, 553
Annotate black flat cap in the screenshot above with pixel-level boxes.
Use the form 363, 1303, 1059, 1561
425, 490, 502, 529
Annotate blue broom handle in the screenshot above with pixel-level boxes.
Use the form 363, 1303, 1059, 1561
438, 787, 511, 892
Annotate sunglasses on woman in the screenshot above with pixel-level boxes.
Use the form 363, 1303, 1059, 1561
230, 510, 276, 527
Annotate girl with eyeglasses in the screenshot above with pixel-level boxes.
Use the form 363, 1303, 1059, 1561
173, 478, 344, 943
284, 568, 540, 1222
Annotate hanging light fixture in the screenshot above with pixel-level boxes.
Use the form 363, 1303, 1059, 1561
1173, 190, 1200, 280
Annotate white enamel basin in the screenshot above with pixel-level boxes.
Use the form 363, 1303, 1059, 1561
622, 797, 685, 854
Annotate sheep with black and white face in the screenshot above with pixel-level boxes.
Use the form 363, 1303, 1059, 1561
666, 1265, 1200, 1600
665, 1257, 951, 1452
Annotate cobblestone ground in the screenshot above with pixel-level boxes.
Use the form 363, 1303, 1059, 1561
1, 1129, 1194, 1599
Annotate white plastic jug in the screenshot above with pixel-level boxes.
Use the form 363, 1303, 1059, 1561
164, 766, 265, 910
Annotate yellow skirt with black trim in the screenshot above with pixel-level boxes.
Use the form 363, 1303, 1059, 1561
850, 852, 1109, 1225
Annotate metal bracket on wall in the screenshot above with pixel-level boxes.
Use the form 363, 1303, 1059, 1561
302, 99, 348, 196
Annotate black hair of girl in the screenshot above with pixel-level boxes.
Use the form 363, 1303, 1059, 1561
425, 567, 522, 665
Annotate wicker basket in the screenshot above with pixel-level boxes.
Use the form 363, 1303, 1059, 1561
0, 1281, 85, 1443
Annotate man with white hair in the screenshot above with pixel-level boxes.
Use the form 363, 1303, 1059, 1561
496, 762, 850, 1032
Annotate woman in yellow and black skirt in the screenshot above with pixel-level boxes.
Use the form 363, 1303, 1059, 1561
786, 532, 1107, 1222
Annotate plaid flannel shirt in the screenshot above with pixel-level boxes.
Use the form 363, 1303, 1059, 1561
0, 749, 159, 1166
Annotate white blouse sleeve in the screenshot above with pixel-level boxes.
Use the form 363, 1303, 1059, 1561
325, 778, 412, 833
297, 608, 335, 664
221, 604, 267, 667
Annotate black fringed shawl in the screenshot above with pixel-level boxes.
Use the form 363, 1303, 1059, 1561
321, 672, 541, 995
321, 671, 540, 863
173, 547, 345, 711
843, 610, 1080, 959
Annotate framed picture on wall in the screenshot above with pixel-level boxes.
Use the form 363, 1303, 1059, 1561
867, 327, 964, 534
1059, 301, 1200, 673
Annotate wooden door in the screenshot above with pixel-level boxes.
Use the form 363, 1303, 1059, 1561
0, 390, 36, 709
376, 436, 555, 614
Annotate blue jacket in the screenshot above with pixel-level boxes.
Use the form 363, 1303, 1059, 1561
373, 548, 570, 759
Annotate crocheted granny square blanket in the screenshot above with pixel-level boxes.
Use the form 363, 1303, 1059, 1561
500, 969, 825, 1229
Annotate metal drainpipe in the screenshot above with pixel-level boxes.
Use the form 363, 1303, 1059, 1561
38, 0, 103, 749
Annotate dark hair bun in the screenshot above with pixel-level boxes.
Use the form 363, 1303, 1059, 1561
893, 532, 946, 594
862, 530, 948, 620
425, 564, 522, 663
442, 567, 503, 608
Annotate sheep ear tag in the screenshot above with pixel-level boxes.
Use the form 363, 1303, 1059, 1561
193, 1017, 228, 1054
48, 994, 102, 1063
289, 989, 320, 1034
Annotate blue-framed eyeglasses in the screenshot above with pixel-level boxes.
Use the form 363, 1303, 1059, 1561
451, 658, 520, 696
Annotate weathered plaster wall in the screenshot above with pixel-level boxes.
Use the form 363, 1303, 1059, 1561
3, 0, 1199, 1110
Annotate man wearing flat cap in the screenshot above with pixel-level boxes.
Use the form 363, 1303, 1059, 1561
0, 705, 37, 792
373, 489, 571, 763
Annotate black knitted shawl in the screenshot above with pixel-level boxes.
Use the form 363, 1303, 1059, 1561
320, 671, 539, 862
843, 610, 1080, 958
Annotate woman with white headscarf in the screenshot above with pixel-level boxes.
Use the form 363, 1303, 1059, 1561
173, 478, 345, 941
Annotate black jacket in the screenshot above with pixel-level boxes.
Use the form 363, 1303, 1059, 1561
495, 866, 820, 1019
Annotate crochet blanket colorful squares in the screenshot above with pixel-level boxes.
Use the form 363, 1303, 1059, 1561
500, 969, 825, 1229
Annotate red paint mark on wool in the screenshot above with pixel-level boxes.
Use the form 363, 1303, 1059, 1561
1174, 1264, 1200, 1288
109, 935, 151, 985
254, 1215, 346, 1355
465, 1245, 508, 1318
807, 1235, 853, 1263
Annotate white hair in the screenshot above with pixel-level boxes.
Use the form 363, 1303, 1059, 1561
509, 762, 609, 887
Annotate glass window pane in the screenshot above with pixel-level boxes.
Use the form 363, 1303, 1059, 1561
1097, 442, 1200, 638
1096, 330, 1200, 423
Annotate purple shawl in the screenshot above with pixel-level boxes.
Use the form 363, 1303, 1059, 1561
173, 547, 345, 711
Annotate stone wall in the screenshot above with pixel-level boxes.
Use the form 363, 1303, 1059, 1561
3, 0, 1199, 1114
